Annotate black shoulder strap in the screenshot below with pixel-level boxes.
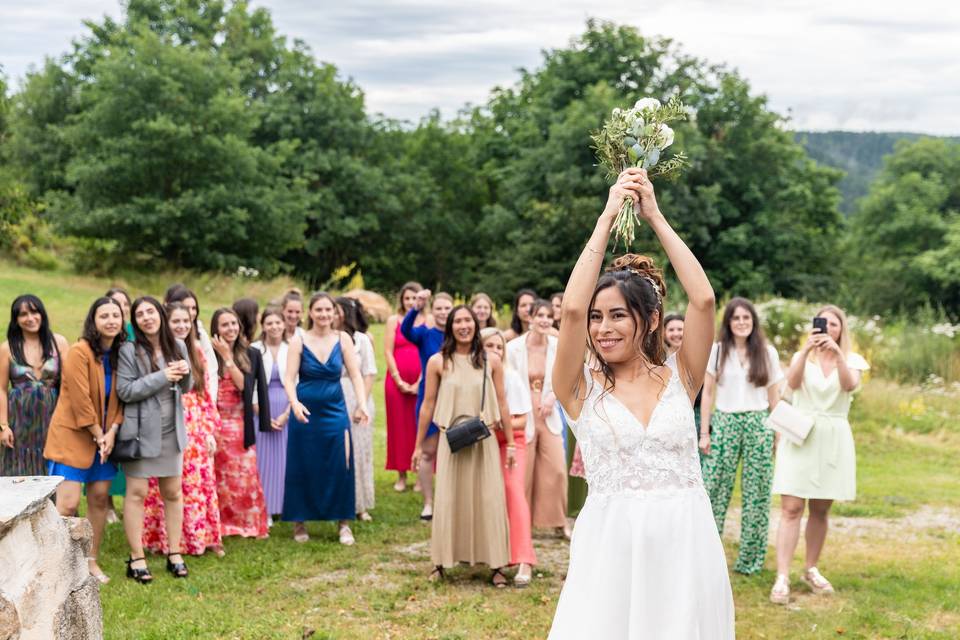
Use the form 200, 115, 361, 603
479, 355, 488, 413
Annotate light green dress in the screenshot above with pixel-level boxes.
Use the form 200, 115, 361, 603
772, 352, 869, 500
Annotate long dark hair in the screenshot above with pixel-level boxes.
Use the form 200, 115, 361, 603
716, 297, 771, 387
232, 298, 259, 343
440, 305, 485, 369
7, 295, 58, 367
166, 302, 206, 397
81, 297, 126, 369
587, 255, 667, 395
130, 296, 180, 371
210, 307, 251, 373
509, 288, 538, 335
336, 296, 369, 335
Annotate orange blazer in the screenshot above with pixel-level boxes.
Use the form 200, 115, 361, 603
43, 340, 123, 469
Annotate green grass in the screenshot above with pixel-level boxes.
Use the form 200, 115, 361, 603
3, 262, 959, 639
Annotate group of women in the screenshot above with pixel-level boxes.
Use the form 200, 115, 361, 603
0, 286, 379, 584
2, 169, 868, 635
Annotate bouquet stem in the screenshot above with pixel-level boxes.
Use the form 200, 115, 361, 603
613, 197, 639, 248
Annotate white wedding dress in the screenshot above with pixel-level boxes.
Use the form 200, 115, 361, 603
550, 353, 735, 639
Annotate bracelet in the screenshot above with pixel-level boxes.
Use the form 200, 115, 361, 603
225, 360, 235, 369
585, 245, 602, 255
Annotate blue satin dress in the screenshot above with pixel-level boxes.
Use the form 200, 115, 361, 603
282, 342, 355, 522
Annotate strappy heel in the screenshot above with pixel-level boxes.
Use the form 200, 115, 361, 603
126, 557, 153, 584
428, 566, 445, 582
491, 568, 508, 588
166, 552, 189, 578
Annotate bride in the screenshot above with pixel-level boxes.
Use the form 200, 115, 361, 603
550, 167, 735, 638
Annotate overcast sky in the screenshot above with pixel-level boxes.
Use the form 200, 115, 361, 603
2, 0, 958, 134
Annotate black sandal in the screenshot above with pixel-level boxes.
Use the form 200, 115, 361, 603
126, 557, 153, 584
491, 568, 508, 589
166, 552, 189, 578
428, 566, 445, 582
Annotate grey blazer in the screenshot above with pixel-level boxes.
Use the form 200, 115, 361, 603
116, 340, 192, 459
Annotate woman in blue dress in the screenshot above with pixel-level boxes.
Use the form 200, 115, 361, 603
282, 292, 369, 546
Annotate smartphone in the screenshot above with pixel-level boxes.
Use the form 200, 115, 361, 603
812, 317, 827, 334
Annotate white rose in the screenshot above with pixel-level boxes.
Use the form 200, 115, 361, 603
657, 124, 674, 149
633, 97, 661, 113
612, 107, 622, 117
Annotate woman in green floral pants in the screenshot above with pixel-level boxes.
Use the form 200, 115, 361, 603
699, 298, 783, 575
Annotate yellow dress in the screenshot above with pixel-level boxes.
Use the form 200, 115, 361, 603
431, 353, 510, 568
772, 353, 869, 500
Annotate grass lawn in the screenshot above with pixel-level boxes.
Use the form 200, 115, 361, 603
3, 261, 959, 639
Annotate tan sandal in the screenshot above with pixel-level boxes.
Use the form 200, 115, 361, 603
769, 574, 790, 604
801, 567, 835, 595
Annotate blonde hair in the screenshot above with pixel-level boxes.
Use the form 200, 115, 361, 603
808, 304, 851, 362
470, 292, 498, 328
479, 327, 510, 370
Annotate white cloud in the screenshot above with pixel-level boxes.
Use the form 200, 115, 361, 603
1, 0, 958, 133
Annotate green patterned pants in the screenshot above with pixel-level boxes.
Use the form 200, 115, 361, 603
701, 409, 774, 575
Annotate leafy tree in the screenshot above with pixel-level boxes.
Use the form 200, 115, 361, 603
847, 138, 960, 315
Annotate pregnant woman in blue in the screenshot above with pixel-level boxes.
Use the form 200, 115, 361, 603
282, 292, 369, 546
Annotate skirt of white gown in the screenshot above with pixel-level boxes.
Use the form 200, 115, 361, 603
549, 487, 735, 640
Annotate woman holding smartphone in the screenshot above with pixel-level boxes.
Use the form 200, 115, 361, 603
769, 306, 868, 604
117, 296, 193, 582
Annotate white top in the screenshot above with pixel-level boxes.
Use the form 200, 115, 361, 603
504, 368, 532, 416
706, 342, 784, 413
506, 332, 562, 441
196, 321, 218, 401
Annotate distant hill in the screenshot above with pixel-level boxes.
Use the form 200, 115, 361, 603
794, 131, 959, 214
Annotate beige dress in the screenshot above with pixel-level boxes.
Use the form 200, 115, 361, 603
431, 353, 510, 568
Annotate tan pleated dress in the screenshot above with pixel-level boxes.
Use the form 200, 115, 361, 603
431, 353, 511, 569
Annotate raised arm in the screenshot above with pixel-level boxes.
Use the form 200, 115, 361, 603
554, 169, 646, 419
401, 294, 429, 345
630, 171, 715, 398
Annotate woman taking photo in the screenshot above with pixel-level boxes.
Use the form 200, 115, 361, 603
384, 282, 423, 492
251, 307, 291, 523
401, 289, 452, 520
44, 296, 125, 583
469, 293, 498, 329
283, 293, 369, 545
507, 298, 569, 537
699, 297, 783, 575
502, 289, 538, 342
411, 306, 515, 586
481, 327, 536, 586
335, 296, 377, 521
549, 168, 732, 637
770, 305, 868, 604
141, 302, 223, 557
1, 294, 68, 476
210, 307, 270, 540
117, 296, 193, 582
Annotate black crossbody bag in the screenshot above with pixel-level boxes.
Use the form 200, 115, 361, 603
110, 403, 143, 463
445, 357, 492, 453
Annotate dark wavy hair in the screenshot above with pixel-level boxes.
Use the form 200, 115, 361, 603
232, 298, 259, 343
7, 295, 61, 386
716, 298, 771, 387
441, 305, 485, 369
509, 289, 538, 335
81, 297, 126, 369
587, 255, 667, 396
165, 302, 206, 397
210, 307, 251, 373
130, 296, 180, 371
336, 297, 369, 335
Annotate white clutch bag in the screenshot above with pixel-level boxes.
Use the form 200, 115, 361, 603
766, 400, 814, 446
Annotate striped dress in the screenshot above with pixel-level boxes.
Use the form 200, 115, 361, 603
256, 361, 290, 515
2, 353, 59, 476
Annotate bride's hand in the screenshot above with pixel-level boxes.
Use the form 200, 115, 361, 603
629, 168, 661, 222
602, 169, 645, 218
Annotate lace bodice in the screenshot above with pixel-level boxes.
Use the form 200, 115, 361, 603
565, 354, 703, 501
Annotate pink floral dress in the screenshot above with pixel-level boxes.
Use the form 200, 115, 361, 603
214, 374, 269, 538
142, 352, 224, 555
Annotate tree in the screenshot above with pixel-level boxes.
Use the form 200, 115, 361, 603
847, 138, 960, 315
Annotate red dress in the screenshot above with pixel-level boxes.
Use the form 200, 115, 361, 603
214, 375, 268, 538
384, 322, 421, 471
142, 353, 223, 555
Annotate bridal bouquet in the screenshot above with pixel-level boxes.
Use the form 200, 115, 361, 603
591, 96, 689, 247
